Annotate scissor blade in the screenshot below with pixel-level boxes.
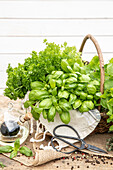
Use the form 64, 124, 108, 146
87, 144, 108, 154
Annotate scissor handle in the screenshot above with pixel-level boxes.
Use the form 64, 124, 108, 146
51, 136, 80, 154
53, 124, 81, 139
51, 124, 86, 154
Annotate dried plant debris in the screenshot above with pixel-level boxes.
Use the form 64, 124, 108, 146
106, 137, 113, 151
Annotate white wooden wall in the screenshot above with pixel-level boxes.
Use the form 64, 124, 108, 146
0, 1, 113, 94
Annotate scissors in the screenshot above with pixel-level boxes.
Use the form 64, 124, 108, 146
51, 124, 107, 154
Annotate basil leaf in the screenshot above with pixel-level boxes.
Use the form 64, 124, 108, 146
10, 150, 18, 159
60, 111, 70, 124
19, 146, 33, 157
73, 99, 82, 109
48, 106, 56, 121
51, 71, 63, 79
105, 78, 113, 89
69, 94, 77, 105
100, 98, 108, 109
31, 81, 45, 90
79, 74, 91, 82
0, 146, 13, 153
14, 139, 20, 150
110, 88, 113, 97
107, 63, 113, 76
39, 98, 52, 109
85, 55, 100, 72
31, 108, 40, 120
58, 90, 69, 99
109, 125, 113, 131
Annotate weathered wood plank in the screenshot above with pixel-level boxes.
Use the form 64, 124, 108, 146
0, 19, 113, 36
0, 37, 112, 53
0, 2, 113, 19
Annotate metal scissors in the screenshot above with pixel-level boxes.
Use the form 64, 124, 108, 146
51, 124, 107, 154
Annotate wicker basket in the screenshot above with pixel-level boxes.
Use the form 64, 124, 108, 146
79, 34, 112, 133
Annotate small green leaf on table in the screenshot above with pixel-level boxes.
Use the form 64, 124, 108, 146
0, 162, 6, 168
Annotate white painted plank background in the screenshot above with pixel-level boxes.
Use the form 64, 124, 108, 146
0, 37, 113, 53
0, 1, 113, 18
0, 1, 113, 95
0, 19, 113, 36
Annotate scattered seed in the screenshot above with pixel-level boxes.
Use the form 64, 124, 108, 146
56, 166, 59, 168
96, 160, 100, 164
77, 165, 80, 168
87, 166, 89, 168
76, 156, 80, 158
79, 157, 82, 161
71, 166, 74, 170
67, 163, 69, 165
57, 158, 61, 160
85, 159, 89, 163
98, 155, 102, 158
72, 159, 74, 161
110, 163, 112, 165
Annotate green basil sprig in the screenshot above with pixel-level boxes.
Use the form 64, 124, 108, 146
0, 139, 33, 159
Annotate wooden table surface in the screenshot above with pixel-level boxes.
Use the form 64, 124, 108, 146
1, 151, 113, 170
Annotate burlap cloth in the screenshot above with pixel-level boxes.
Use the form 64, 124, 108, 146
1, 95, 113, 167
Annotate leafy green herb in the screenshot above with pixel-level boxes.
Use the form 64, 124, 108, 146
60, 111, 70, 124
0, 162, 6, 168
22, 57, 101, 124
14, 138, 20, 150
10, 150, 18, 159
4, 40, 80, 100
19, 146, 33, 157
0, 146, 13, 153
5, 40, 113, 127
0, 139, 33, 159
